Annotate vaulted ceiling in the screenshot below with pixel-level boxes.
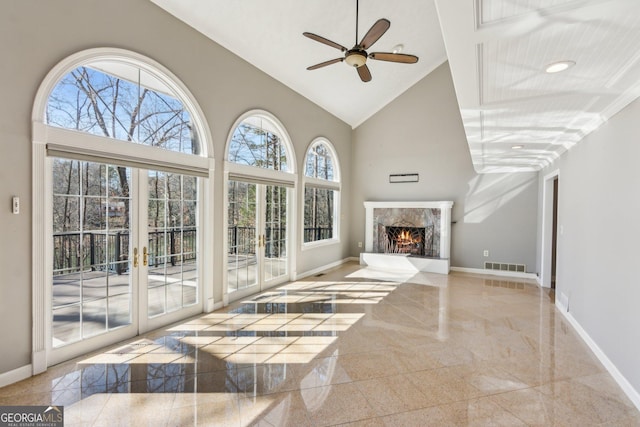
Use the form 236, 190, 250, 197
151, 0, 640, 173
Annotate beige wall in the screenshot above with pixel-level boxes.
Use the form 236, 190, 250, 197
0, 0, 352, 376
538, 97, 640, 397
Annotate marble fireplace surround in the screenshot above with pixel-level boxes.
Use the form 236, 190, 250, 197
360, 201, 454, 274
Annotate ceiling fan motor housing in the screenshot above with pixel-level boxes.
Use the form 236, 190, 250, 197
345, 49, 367, 67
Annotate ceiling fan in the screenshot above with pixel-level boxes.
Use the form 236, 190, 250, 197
303, 0, 419, 82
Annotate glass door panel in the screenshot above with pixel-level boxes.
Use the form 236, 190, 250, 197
147, 170, 199, 318
227, 181, 289, 299
227, 181, 258, 293
52, 161, 201, 357
264, 185, 288, 284
52, 160, 133, 347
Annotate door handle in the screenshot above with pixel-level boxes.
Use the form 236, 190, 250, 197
143, 247, 148, 266
133, 247, 139, 268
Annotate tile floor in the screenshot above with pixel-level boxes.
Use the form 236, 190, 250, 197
1, 262, 639, 426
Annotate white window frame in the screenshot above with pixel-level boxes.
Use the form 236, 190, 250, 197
31, 48, 215, 374
223, 110, 297, 304
302, 137, 341, 250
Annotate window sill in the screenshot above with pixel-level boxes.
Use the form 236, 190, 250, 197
301, 238, 340, 251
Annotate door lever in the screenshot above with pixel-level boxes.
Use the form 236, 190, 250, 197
133, 247, 139, 268
143, 246, 148, 266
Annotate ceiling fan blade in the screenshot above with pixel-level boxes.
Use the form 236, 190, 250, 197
359, 19, 390, 50
369, 52, 419, 64
357, 64, 372, 82
303, 32, 347, 52
307, 58, 344, 70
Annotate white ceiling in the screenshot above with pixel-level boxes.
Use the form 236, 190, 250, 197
151, 0, 640, 174
437, 0, 640, 172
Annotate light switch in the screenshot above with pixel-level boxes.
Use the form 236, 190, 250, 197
12, 196, 19, 214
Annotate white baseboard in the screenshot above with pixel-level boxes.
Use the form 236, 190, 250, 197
555, 297, 568, 313
557, 306, 640, 412
451, 266, 538, 280
32, 349, 47, 375
0, 364, 32, 388
296, 258, 353, 280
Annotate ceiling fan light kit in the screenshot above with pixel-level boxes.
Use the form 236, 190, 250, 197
345, 50, 367, 68
303, 0, 418, 82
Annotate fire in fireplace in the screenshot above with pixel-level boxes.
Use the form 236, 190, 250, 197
384, 226, 433, 257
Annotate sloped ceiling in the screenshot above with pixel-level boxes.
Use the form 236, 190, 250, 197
151, 0, 640, 173
150, 0, 447, 128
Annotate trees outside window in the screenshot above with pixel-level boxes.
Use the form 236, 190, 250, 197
228, 119, 288, 171
47, 65, 198, 153
48, 64, 200, 242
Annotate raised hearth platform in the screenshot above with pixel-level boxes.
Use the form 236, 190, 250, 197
359, 252, 450, 275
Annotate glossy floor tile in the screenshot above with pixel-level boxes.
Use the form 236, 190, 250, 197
1, 262, 639, 426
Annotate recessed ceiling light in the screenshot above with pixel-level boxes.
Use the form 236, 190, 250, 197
511, 145, 524, 150
392, 44, 404, 54
545, 60, 576, 74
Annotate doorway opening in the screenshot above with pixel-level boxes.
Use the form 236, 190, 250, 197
224, 110, 296, 303
541, 171, 559, 297
551, 177, 558, 290
32, 48, 212, 371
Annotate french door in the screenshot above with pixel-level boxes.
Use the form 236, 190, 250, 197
50, 159, 201, 364
227, 180, 289, 301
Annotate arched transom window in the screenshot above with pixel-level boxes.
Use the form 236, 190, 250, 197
304, 139, 340, 244
47, 62, 200, 154
228, 115, 291, 172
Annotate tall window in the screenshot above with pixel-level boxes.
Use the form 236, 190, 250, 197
33, 49, 210, 367
304, 139, 340, 244
47, 62, 204, 342
225, 112, 295, 297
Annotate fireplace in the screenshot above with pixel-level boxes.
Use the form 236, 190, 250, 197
361, 201, 454, 274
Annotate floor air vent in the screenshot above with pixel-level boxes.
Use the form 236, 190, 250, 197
484, 262, 526, 273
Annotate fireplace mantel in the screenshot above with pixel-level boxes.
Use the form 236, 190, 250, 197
361, 201, 454, 274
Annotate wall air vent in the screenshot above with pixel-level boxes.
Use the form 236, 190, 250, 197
484, 261, 526, 273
